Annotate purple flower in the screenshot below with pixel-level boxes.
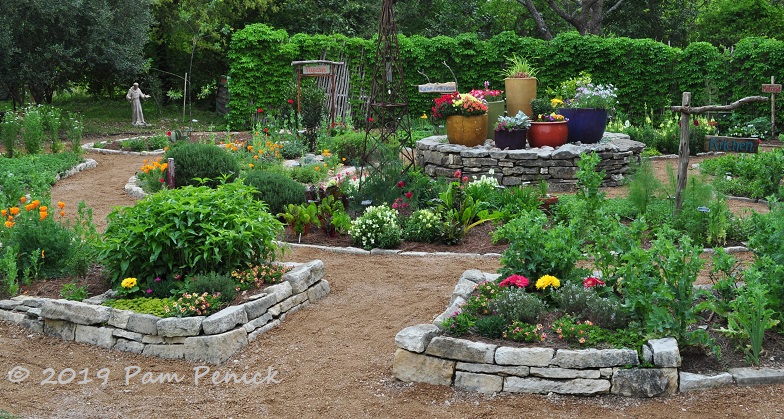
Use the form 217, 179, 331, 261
146, 289, 152, 294
155, 277, 161, 282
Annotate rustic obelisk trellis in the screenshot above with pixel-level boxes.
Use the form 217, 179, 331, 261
359, 0, 415, 191
670, 92, 768, 214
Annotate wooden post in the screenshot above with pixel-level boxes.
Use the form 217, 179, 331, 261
167, 158, 175, 189
772, 76, 777, 140
674, 92, 691, 215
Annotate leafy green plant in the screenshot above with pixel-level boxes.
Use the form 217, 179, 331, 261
441, 311, 476, 336
348, 204, 400, 250
243, 170, 306, 216
475, 315, 508, 339
278, 202, 319, 234
172, 272, 238, 304
504, 321, 546, 343
43, 106, 63, 153
104, 297, 176, 317
435, 180, 499, 244
300, 82, 327, 152
402, 209, 443, 243
164, 142, 241, 188
65, 113, 84, 156
0, 245, 19, 297
490, 287, 548, 324
493, 210, 583, 281
501, 54, 538, 79
316, 195, 346, 237
288, 163, 329, 184
627, 160, 662, 216
1, 113, 21, 158
100, 182, 283, 290
60, 281, 89, 301
22, 107, 45, 155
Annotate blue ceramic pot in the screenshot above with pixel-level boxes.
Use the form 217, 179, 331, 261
558, 108, 608, 144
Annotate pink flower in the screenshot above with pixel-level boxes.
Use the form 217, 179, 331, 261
155, 277, 161, 282
287, 99, 294, 104
462, 176, 468, 182
583, 277, 605, 287
454, 170, 461, 178
405, 191, 413, 199
368, 117, 374, 122
146, 289, 152, 294
257, 108, 263, 113
166, 131, 171, 136
499, 274, 529, 288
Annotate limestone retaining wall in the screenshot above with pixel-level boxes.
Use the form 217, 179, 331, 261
393, 269, 784, 396
0, 260, 329, 364
415, 133, 645, 192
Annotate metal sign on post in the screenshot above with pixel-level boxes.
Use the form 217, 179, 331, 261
763, 76, 781, 139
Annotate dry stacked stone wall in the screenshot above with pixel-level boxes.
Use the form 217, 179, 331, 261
415, 133, 644, 192
0, 260, 329, 364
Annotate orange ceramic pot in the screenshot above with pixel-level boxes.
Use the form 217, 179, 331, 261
527, 121, 568, 148
446, 114, 488, 147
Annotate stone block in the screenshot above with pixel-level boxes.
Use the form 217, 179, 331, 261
282, 260, 325, 294
395, 324, 441, 353
456, 362, 529, 377
143, 344, 185, 360
21, 298, 44, 308
610, 368, 673, 397
277, 292, 309, 314
244, 312, 273, 333
679, 371, 734, 392
41, 300, 111, 325
265, 282, 293, 303
242, 293, 277, 320
163, 336, 187, 344
21, 318, 43, 333
114, 338, 145, 354
108, 309, 133, 329
75, 325, 117, 349
142, 335, 164, 344
552, 348, 639, 369
649, 337, 681, 367
450, 278, 477, 305
248, 319, 281, 342
730, 367, 784, 386
157, 316, 204, 337
0, 300, 22, 310
495, 347, 554, 367
43, 319, 76, 341
433, 296, 465, 327
126, 313, 161, 335
425, 336, 496, 363
203, 306, 248, 335
183, 328, 248, 364
504, 376, 610, 395
306, 279, 330, 302
113, 329, 144, 341
0, 310, 26, 324
455, 371, 503, 394
529, 367, 600, 379
279, 301, 309, 320
392, 349, 455, 386
25, 308, 41, 318
549, 166, 578, 179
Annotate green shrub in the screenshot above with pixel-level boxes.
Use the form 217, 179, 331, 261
441, 311, 475, 336
331, 131, 365, 166
402, 209, 443, 243
164, 142, 241, 188
243, 170, 306, 215
22, 107, 45, 155
280, 136, 307, 159
1, 113, 21, 158
173, 272, 238, 304
475, 315, 507, 339
288, 163, 328, 184
348, 204, 400, 249
490, 287, 548, 324
104, 297, 175, 317
100, 182, 283, 291
147, 134, 171, 151
59, 282, 89, 301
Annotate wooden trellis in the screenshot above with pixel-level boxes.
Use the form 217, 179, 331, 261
669, 92, 768, 214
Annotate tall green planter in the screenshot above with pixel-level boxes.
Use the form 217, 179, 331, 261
486, 100, 506, 140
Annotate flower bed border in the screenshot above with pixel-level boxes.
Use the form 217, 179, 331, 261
0, 260, 329, 364
392, 269, 784, 397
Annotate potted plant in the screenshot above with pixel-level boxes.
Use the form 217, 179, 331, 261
432, 92, 489, 147
501, 54, 538, 120
469, 82, 504, 140
494, 110, 530, 150
527, 97, 569, 148
537, 180, 559, 213
557, 73, 618, 144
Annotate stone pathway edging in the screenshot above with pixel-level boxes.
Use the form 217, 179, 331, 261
82, 138, 166, 156
53, 158, 97, 182
392, 269, 784, 397
0, 260, 329, 364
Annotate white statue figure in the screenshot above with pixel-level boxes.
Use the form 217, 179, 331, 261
126, 82, 151, 126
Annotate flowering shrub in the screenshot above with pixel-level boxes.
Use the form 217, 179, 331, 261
231, 263, 291, 290
559, 73, 618, 110
163, 292, 223, 317
402, 209, 443, 243
441, 311, 475, 336
348, 204, 401, 250
431, 93, 488, 119
137, 158, 169, 193
490, 287, 548, 324
504, 321, 546, 342
462, 281, 502, 316
532, 112, 567, 122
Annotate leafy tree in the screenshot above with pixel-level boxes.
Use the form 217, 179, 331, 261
0, 0, 152, 104
695, 0, 784, 46
603, 0, 703, 46
517, 0, 627, 39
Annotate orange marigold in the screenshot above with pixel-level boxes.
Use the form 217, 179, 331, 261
39, 212, 48, 220
19, 196, 26, 203
9, 207, 20, 215
57, 201, 65, 209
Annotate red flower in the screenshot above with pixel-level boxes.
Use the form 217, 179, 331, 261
583, 277, 605, 288
462, 176, 468, 183
454, 170, 461, 178
166, 131, 171, 136
397, 181, 405, 188
159, 178, 165, 183
287, 99, 294, 105
499, 274, 529, 288
263, 127, 269, 134
368, 117, 374, 123
257, 108, 263, 113
405, 191, 413, 199
693, 119, 699, 126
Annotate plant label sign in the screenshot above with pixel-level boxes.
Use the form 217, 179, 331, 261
418, 82, 457, 93
762, 84, 782, 94
302, 65, 331, 75
704, 136, 759, 153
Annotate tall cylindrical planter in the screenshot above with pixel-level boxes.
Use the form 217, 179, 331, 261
557, 108, 608, 144
504, 78, 537, 120
527, 121, 568, 148
446, 114, 488, 147
486, 100, 506, 140
494, 129, 527, 150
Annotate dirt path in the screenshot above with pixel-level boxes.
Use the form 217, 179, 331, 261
0, 149, 780, 417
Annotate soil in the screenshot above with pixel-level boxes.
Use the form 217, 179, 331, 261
1, 137, 783, 418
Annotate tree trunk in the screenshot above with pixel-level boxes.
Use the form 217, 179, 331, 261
519, 0, 553, 40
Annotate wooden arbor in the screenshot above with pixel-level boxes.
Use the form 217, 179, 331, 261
359, 0, 415, 191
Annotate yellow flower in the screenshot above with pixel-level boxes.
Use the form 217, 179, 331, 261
314, 166, 320, 171
420, 113, 428, 119
551, 98, 564, 108
121, 277, 137, 289
536, 275, 561, 290
248, 163, 254, 168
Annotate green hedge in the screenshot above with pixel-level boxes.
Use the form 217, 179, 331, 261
227, 25, 784, 129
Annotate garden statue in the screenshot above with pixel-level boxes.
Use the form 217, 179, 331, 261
126, 82, 150, 126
